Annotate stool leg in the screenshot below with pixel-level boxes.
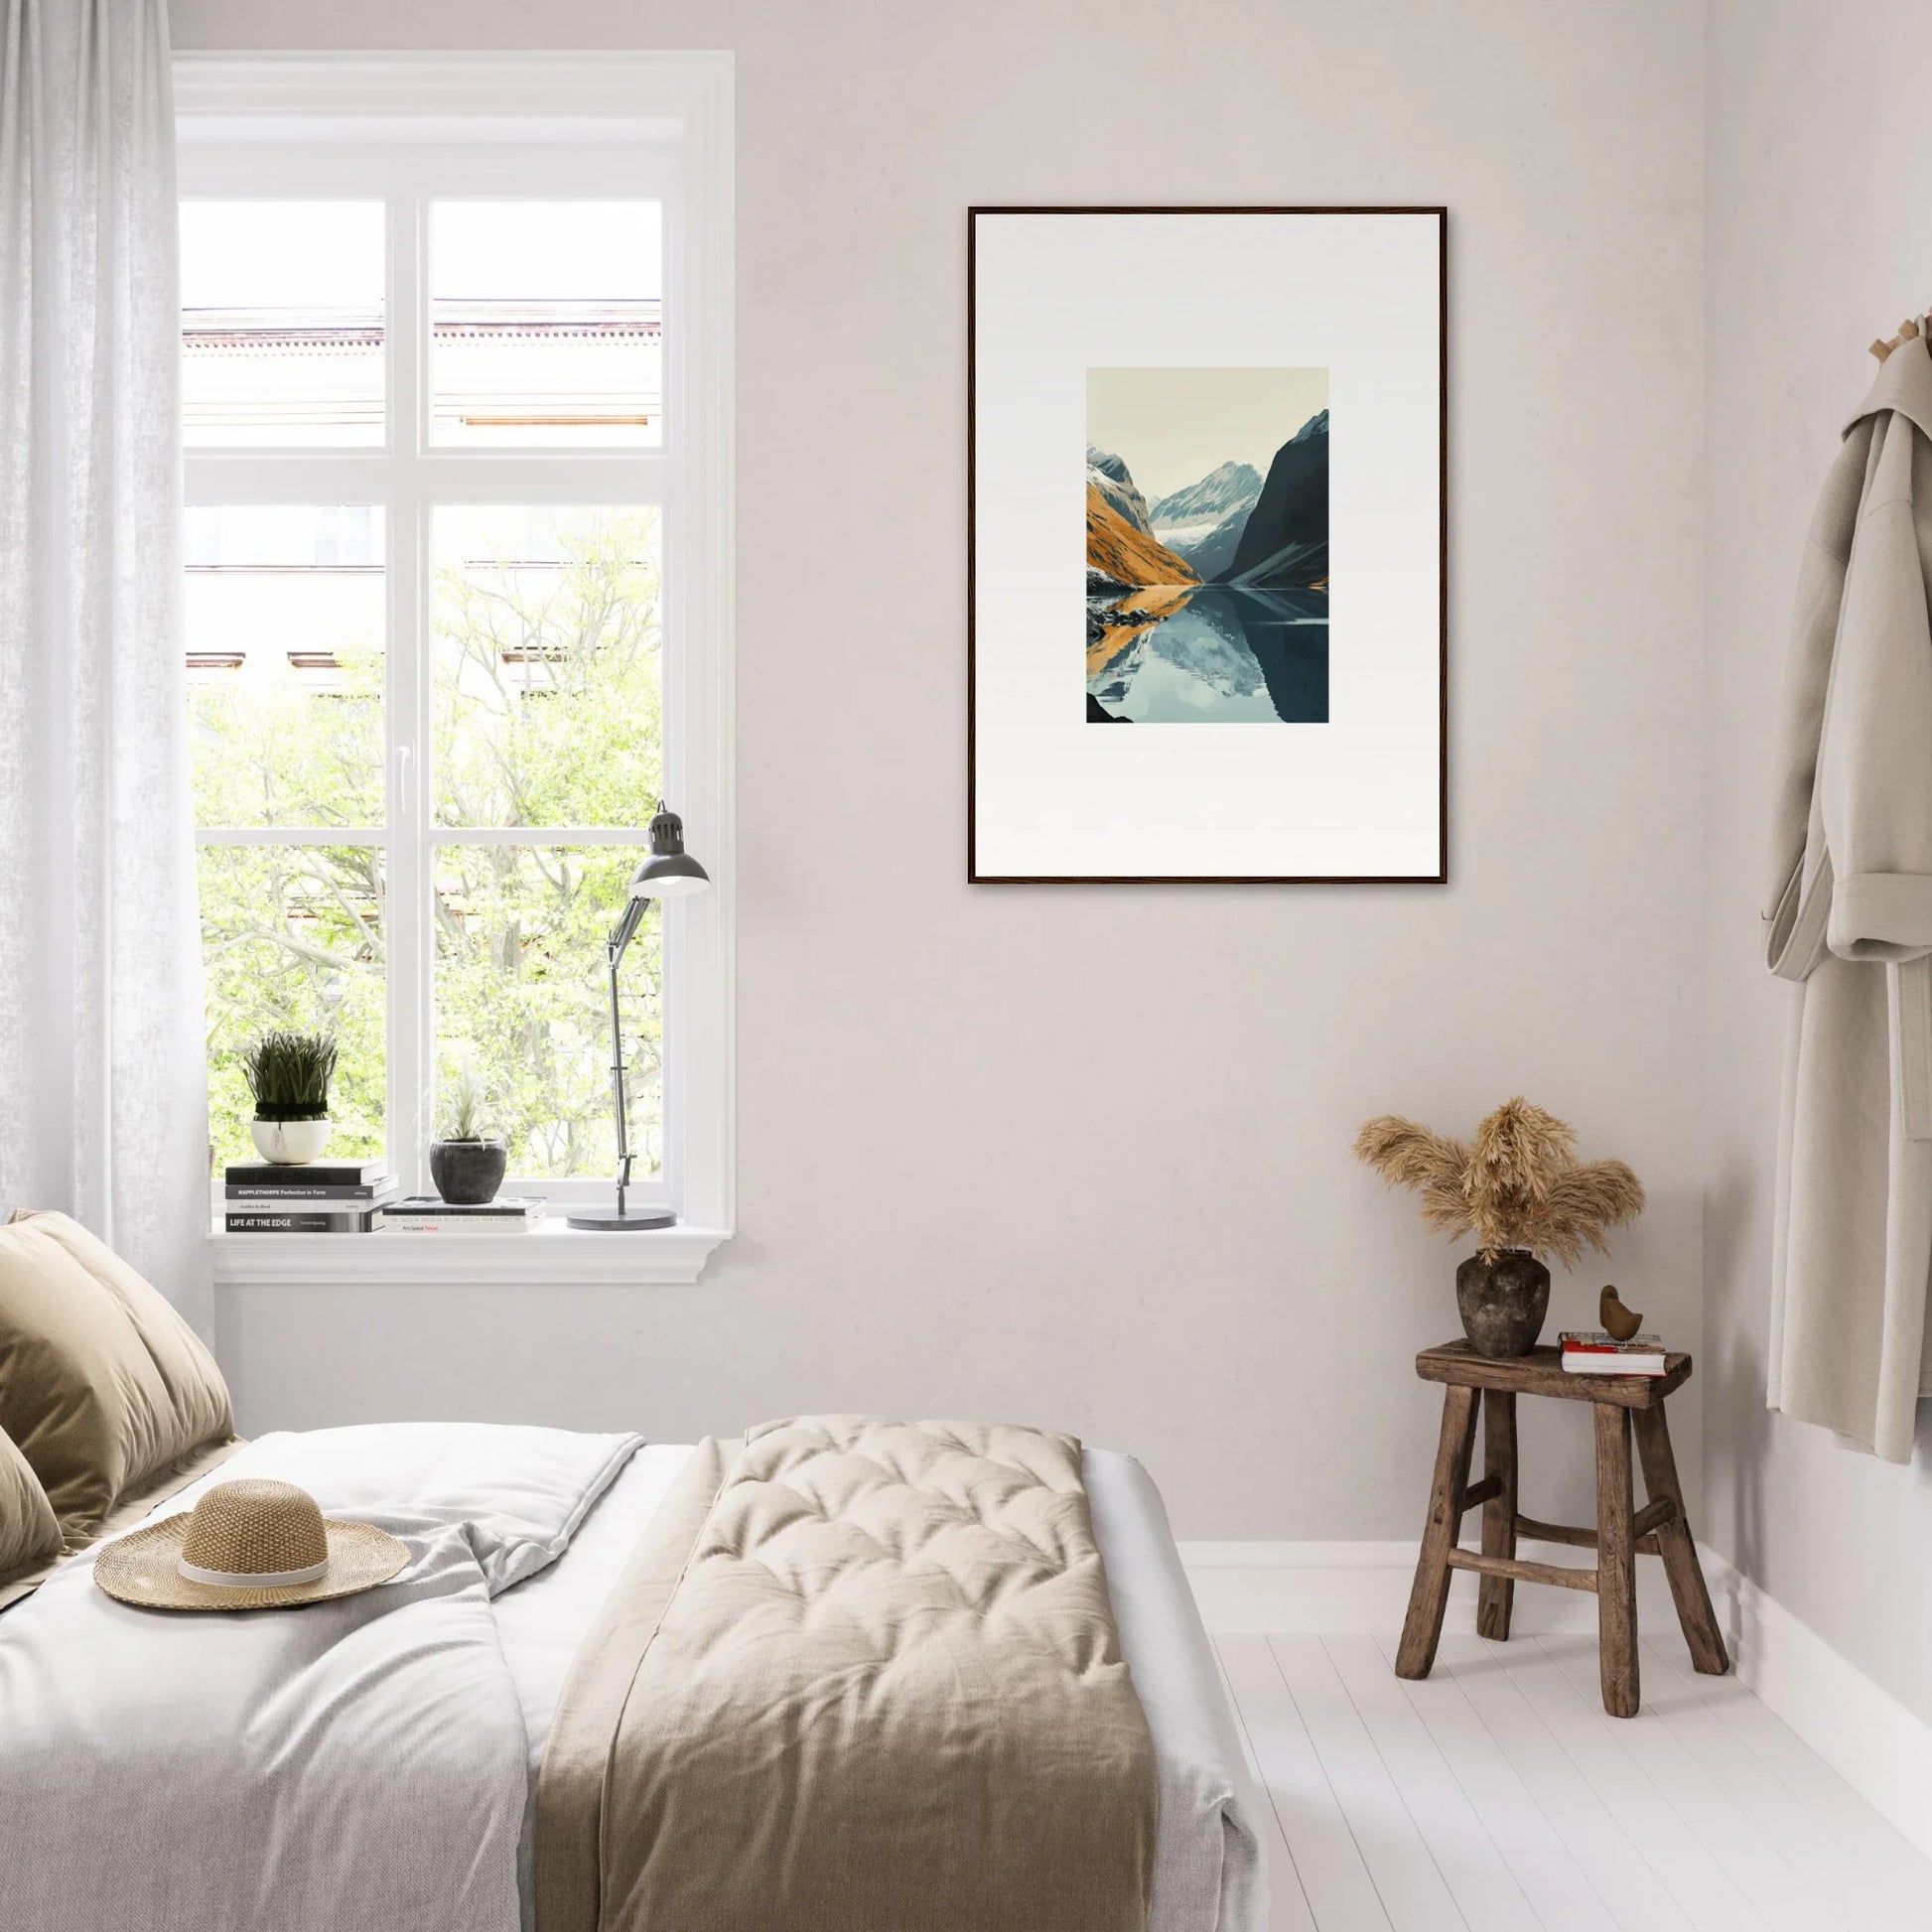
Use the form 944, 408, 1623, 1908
1476, 1389, 1518, 1640
1593, 1401, 1640, 1718
1632, 1405, 1729, 1676
1397, 1384, 1477, 1680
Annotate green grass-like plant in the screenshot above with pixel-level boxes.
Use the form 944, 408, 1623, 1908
439, 1066, 493, 1144
243, 1031, 339, 1121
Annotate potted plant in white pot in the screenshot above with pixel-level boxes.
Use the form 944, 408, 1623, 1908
243, 1032, 339, 1166
428, 1068, 508, 1206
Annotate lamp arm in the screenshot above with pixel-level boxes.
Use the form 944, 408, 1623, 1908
609, 894, 648, 961
604, 895, 653, 1217
606, 934, 632, 1215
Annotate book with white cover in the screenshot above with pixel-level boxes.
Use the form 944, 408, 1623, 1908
1562, 1349, 1667, 1375
1559, 1326, 1667, 1374
376, 1195, 546, 1234
375, 1217, 535, 1235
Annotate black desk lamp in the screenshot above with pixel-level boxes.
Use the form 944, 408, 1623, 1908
567, 803, 709, 1230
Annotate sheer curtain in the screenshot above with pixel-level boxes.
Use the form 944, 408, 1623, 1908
0, 0, 209, 1327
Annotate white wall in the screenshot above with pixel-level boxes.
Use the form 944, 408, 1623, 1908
1704, 0, 1932, 1728
174, 0, 1707, 1541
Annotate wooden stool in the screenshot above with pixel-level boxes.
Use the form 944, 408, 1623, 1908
1394, 1339, 1727, 1718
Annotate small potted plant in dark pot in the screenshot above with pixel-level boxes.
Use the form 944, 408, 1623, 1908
429, 1068, 507, 1206
1352, 1097, 1646, 1357
243, 1031, 339, 1166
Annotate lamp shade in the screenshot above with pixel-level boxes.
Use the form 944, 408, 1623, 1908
629, 803, 710, 900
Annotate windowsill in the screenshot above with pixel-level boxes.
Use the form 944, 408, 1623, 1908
208, 1219, 731, 1286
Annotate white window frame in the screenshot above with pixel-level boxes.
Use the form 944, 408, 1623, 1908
178, 55, 735, 1285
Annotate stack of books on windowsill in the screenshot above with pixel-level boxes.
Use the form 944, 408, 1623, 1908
1559, 1329, 1669, 1377
222, 1160, 397, 1233
375, 1196, 547, 1235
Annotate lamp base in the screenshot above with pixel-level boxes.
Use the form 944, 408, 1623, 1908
566, 1205, 677, 1231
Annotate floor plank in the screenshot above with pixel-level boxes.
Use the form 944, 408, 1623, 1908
1319, 1634, 1542, 1931
1218, 1635, 1379, 1932
1214, 1640, 1320, 1932
1367, 1630, 1621, 1932
1270, 1634, 1467, 1930
1633, 1637, 1922, 1932
1211, 1624, 1932, 1932
1633, 1633, 1932, 1916
1536, 1634, 1844, 1932
1486, 1634, 1767, 1930
1431, 1634, 1703, 1931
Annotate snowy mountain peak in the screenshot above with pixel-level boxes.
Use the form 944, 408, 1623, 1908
1149, 461, 1264, 528
1086, 446, 1154, 534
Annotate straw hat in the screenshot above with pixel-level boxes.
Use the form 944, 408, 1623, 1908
93, 1478, 409, 1611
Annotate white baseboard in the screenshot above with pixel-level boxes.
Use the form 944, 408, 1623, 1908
1180, 1538, 1932, 1865
1698, 1545, 1932, 1863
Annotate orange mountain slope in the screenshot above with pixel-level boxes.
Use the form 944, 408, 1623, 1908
1086, 484, 1199, 589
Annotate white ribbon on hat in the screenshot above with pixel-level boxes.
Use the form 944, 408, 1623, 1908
177, 1556, 331, 1587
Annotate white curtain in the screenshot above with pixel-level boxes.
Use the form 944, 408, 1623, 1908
0, 0, 209, 1326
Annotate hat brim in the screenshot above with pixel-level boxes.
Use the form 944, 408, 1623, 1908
93, 1514, 410, 1611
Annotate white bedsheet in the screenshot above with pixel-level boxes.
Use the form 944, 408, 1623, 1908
492, 1444, 1265, 1932
0, 1424, 641, 1932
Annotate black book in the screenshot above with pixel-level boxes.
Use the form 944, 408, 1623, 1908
225, 1181, 398, 1203
224, 1208, 377, 1234
224, 1161, 392, 1188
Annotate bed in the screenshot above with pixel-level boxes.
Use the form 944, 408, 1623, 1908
496, 1436, 1264, 1932
0, 1421, 1264, 1932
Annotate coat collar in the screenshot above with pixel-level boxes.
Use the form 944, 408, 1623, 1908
1847, 329, 1932, 445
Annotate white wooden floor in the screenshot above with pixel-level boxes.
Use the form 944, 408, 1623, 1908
1214, 1630, 1932, 1932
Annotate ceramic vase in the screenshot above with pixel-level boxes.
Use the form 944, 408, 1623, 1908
428, 1139, 507, 1205
1454, 1248, 1551, 1357
249, 1118, 333, 1166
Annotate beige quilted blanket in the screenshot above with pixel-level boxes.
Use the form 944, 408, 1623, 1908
535, 1417, 1158, 1932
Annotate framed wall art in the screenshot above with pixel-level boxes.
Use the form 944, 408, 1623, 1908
968, 207, 1447, 884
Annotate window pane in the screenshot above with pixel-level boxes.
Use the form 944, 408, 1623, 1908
187, 506, 385, 829
199, 845, 386, 1168
182, 202, 384, 447
432, 506, 661, 827
430, 202, 661, 447
434, 845, 657, 1179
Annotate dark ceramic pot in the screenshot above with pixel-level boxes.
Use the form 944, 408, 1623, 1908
1454, 1249, 1551, 1357
428, 1138, 507, 1206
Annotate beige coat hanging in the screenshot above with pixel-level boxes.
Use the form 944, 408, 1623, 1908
1765, 332, 1932, 1461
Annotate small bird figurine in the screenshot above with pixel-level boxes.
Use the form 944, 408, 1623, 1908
1599, 1285, 1643, 1341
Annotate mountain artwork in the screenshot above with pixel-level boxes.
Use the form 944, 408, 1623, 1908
971, 208, 1443, 882
1085, 366, 1329, 724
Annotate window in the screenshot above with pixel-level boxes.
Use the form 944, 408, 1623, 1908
176, 56, 734, 1271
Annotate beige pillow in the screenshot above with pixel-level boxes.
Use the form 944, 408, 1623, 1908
0, 1211, 234, 1538
0, 1423, 62, 1585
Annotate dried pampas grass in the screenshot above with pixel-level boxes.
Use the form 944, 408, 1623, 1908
1353, 1096, 1644, 1265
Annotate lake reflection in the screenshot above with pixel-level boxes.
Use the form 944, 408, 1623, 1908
1086, 586, 1328, 724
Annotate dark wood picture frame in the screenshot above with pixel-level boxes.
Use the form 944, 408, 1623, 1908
966, 206, 1448, 885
